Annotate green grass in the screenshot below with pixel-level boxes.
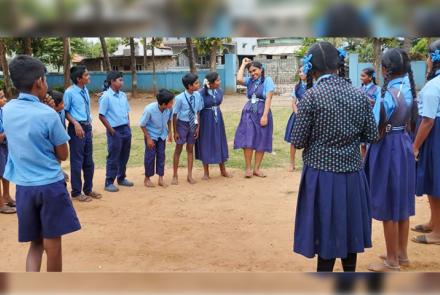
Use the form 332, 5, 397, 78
89, 106, 303, 170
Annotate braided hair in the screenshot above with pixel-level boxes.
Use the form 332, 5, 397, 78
204, 71, 219, 97
378, 48, 418, 136
361, 67, 377, 85
427, 39, 440, 81
304, 42, 340, 89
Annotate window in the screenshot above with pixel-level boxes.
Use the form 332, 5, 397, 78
112, 65, 119, 71
242, 43, 247, 48
266, 55, 273, 60
269, 39, 275, 44
280, 55, 288, 59
136, 65, 143, 71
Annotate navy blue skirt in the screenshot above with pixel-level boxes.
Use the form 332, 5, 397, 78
294, 165, 372, 259
416, 117, 440, 199
0, 144, 7, 177
284, 112, 296, 143
365, 130, 415, 221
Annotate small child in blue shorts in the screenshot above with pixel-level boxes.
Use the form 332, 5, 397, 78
3, 55, 81, 272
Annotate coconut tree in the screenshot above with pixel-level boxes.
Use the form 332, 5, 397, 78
100, 37, 112, 71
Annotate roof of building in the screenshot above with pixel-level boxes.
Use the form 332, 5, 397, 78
254, 45, 301, 56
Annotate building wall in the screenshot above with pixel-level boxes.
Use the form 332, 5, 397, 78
81, 57, 175, 72
254, 56, 299, 95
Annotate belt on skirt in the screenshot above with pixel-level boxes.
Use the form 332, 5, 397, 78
78, 121, 91, 126
385, 125, 406, 133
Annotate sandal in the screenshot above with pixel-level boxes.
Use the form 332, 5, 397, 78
379, 254, 410, 267
253, 171, 266, 178
6, 200, 16, 207
73, 194, 93, 202
0, 205, 16, 214
368, 260, 400, 272
85, 191, 102, 199
412, 235, 440, 245
411, 224, 432, 234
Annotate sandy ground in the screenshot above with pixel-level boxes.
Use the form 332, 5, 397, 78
1, 94, 439, 272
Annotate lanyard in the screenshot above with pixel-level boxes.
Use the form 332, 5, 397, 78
184, 93, 196, 114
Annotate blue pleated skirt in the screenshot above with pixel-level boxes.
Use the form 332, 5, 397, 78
284, 112, 296, 143
294, 165, 372, 259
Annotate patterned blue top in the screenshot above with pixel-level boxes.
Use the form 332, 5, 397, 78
292, 75, 378, 172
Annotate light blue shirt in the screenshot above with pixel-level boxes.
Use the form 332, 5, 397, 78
361, 82, 381, 102
3, 93, 70, 186
98, 88, 131, 127
139, 102, 173, 141
173, 90, 203, 122
418, 72, 440, 119
373, 77, 413, 124
58, 110, 66, 128
0, 107, 4, 134
63, 84, 92, 122
244, 76, 275, 98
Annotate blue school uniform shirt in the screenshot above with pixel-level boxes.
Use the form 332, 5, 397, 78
244, 76, 275, 98
58, 110, 66, 128
0, 107, 5, 145
418, 70, 440, 119
98, 88, 131, 127
2, 93, 70, 186
173, 90, 203, 122
139, 102, 173, 141
372, 77, 413, 124
361, 82, 381, 102
292, 81, 307, 100
63, 84, 92, 122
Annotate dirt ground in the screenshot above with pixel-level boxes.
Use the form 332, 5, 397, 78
1, 94, 439, 272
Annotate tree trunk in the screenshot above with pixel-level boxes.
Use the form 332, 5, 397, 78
143, 37, 147, 71
0, 38, 13, 98
100, 37, 111, 72
373, 38, 382, 84
129, 37, 138, 97
403, 37, 412, 56
63, 37, 71, 89
152, 38, 157, 96
186, 37, 197, 74
209, 41, 217, 72
24, 38, 32, 55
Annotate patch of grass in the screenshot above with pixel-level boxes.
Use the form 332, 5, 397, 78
90, 106, 303, 170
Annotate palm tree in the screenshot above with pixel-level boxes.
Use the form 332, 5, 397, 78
63, 37, 71, 89
186, 37, 197, 74
0, 38, 12, 98
100, 37, 111, 71
24, 38, 32, 55
150, 37, 163, 96
129, 37, 137, 97
142, 37, 147, 71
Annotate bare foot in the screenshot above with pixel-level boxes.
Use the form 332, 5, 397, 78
202, 175, 210, 181
158, 177, 168, 188
171, 176, 178, 185
144, 178, 155, 188
379, 254, 410, 267
245, 170, 253, 178
187, 176, 196, 184
288, 165, 295, 172
368, 261, 400, 272
221, 171, 233, 178
253, 170, 266, 178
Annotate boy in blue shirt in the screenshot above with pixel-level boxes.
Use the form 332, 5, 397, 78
140, 89, 174, 188
64, 65, 101, 202
3, 55, 81, 272
99, 71, 133, 192
172, 73, 203, 185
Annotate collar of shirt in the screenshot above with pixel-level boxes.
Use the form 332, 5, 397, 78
436, 69, 440, 76
185, 90, 195, 98
208, 89, 218, 96
387, 77, 405, 89
364, 82, 375, 90
316, 74, 333, 85
73, 84, 87, 94
108, 87, 120, 98
18, 92, 40, 102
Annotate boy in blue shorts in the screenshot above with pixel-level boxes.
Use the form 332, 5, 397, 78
3, 55, 81, 272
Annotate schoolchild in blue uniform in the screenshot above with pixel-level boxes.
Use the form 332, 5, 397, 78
292, 42, 378, 272
359, 67, 381, 159
140, 89, 174, 188
412, 40, 440, 245
64, 65, 101, 202
365, 48, 418, 271
3, 55, 81, 272
48, 89, 69, 182
0, 89, 16, 214
284, 66, 307, 172
172, 73, 203, 185
99, 71, 134, 192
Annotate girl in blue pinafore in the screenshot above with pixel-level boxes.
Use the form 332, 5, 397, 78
292, 42, 378, 272
365, 48, 418, 271
196, 71, 231, 180
412, 40, 440, 246
234, 59, 275, 178
284, 66, 307, 171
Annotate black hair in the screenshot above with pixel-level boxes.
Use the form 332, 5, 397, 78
9, 55, 46, 93
103, 71, 123, 91
70, 65, 88, 85
361, 67, 377, 85
204, 71, 220, 96
427, 39, 440, 81
245, 61, 265, 83
156, 89, 175, 105
379, 48, 418, 136
47, 89, 64, 106
304, 42, 340, 89
182, 73, 199, 90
